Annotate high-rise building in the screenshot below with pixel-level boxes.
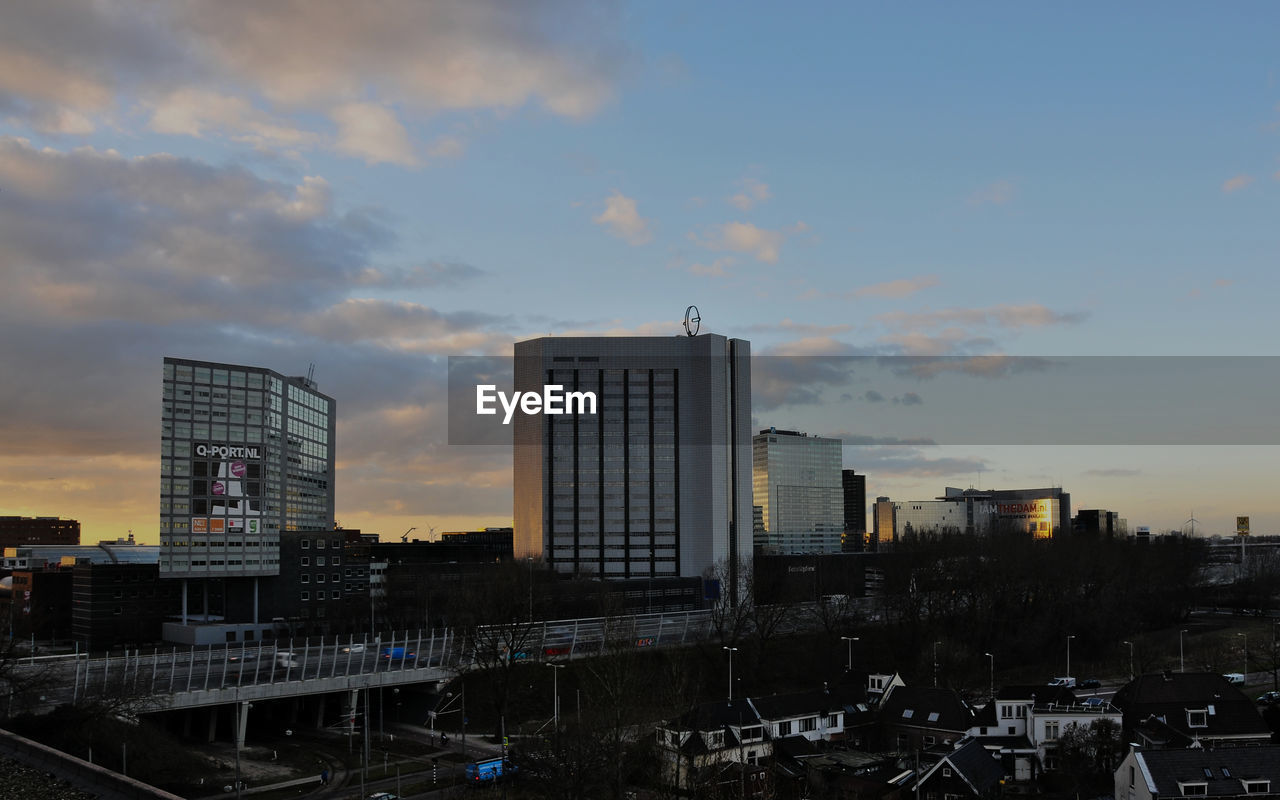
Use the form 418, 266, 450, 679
872, 497, 896, 550
752, 429, 843, 554
841, 470, 866, 551
160, 358, 335, 641
513, 334, 752, 600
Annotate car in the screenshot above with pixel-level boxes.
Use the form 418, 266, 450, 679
1078, 678, 1101, 690
1047, 677, 1076, 688
1224, 673, 1245, 686
1256, 691, 1280, 705
367, 793, 399, 800
341, 643, 366, 654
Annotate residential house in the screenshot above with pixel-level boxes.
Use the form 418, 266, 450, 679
752, 686, 867, 747
1115, 745, 1280, 800
969, 684, 1121, 780
1111, 672, 1270, 749
656, 699, 769, 791
880, 686, 974, 755
912, 739, 1005, 800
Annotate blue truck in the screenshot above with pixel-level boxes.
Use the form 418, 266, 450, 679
464, 757, 516, 784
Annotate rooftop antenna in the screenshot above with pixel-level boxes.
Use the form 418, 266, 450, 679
305, 362, 316, 388
400, 526, 416, 543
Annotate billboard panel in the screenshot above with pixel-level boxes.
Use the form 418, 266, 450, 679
1237, 516, 1250, 535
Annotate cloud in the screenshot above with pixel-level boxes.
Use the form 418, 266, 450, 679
1213, 278, 1233, 289
851, 275, 939, 299
1084, 468, 1141, 477
0, 138, 528, 540
691, 221, 807, 263
331, 102, 419, 166
427, 135, 466, 159
863, 390, 885, 403
893, 392, 923, 406
847, 446, 988, 478
876, 304, 1088, 332
687, 257, 735, 277
824, 433, 939, 446
1221, 174, 1254, 194
966, 179, 1016, 207
744, 319, 854, 337
593, 190, 652, 245
0, 0, 628, 159
727, 178, 771, 211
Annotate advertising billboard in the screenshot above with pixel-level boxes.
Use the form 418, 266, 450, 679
996, 498, 1058, 539
189, 442, 262, 538
1237, 516, 1250, 536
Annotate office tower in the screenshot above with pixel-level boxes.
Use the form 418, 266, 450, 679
872, 496, 895, 550
513, 334, 752, 601
160, 358, 335, 639
751, 429, 843, 554
841, 469, 866, 551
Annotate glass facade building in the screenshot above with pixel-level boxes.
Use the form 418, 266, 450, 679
159, 358, 335, 579
752, 429, 844, 554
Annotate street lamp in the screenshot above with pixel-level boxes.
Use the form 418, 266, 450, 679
983, 652, 994, 702
841, 636, 859, 672
932, 641, 942, 688
1066, 634, 1076, 679
547, 663, 565, 727
1123, 641, 1134, 679
1238, 633, 1247, 681
1180, 629, 1188, 673
723, 646, 738, 701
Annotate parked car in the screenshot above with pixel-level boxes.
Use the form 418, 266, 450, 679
1224, 672, 1245, 685
368, 793, 399, 800
1047, 676, 1076, 688
1078, 678, 1101, 689
1256, 691, 1280, 705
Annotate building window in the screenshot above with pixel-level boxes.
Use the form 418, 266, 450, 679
826, 714, 840, 728
1045, 721, 1060, 740
923, 735, 935, 747
300, 574, 310, 583
799, 717, 816, 733
331, 590, 340, 599
1244, 782, 1270, 794
902, 709, 914, 719
300, 591, 310, 601
301, 556, 310, 566
301, 539, 310, 549
1179, 783, 1207, 796
777, 721, 792, 736
1187, 709, 1208, 728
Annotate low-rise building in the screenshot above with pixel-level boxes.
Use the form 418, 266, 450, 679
1112, 672, 1271, 748
1115, 745, 1280, 800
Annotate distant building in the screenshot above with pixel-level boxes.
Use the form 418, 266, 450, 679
871, 497, 895, 550
0, 516, 79, 550
1074, 509, 1127, 537
841, 470, 866, 552
752, 429, 843, 554
71, 563, 182, 649
514, 334, 752, 601
877, 486, 1073, 541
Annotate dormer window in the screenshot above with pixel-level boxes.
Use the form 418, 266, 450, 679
1244, 781, 1270, 794
1187, 709, 1208, 728
705, 731, 724, 749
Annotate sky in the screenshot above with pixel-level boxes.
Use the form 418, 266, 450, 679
1, 1, 1278, 543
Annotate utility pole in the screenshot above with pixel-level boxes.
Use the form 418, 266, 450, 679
841, 636, 858, 672
723, 646, 738, 701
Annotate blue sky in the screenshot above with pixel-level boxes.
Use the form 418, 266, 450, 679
0, 1, 1276, 540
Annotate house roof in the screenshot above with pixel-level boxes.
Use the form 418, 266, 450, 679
1112, 672, 1269, 740
918, 739, 1005, 794
666, 698, 761, 733
1136, 745, 1280, 795
751, 686, 866, 721
881, 686, 974, 733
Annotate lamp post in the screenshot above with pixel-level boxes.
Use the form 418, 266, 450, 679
1123, 640, 1134, 679
1238, 633, 1247, 682
932, 641, 942, 688
721, 645, 742, 701
1180, 629, 1188, 673
527, 556, 534, 622
984, 652, 994, 702
1066, 634, 1076, 679
841, 636, 859, 672
547, 663, 565, 727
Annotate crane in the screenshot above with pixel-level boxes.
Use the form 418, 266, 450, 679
400, 526, 416, 543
